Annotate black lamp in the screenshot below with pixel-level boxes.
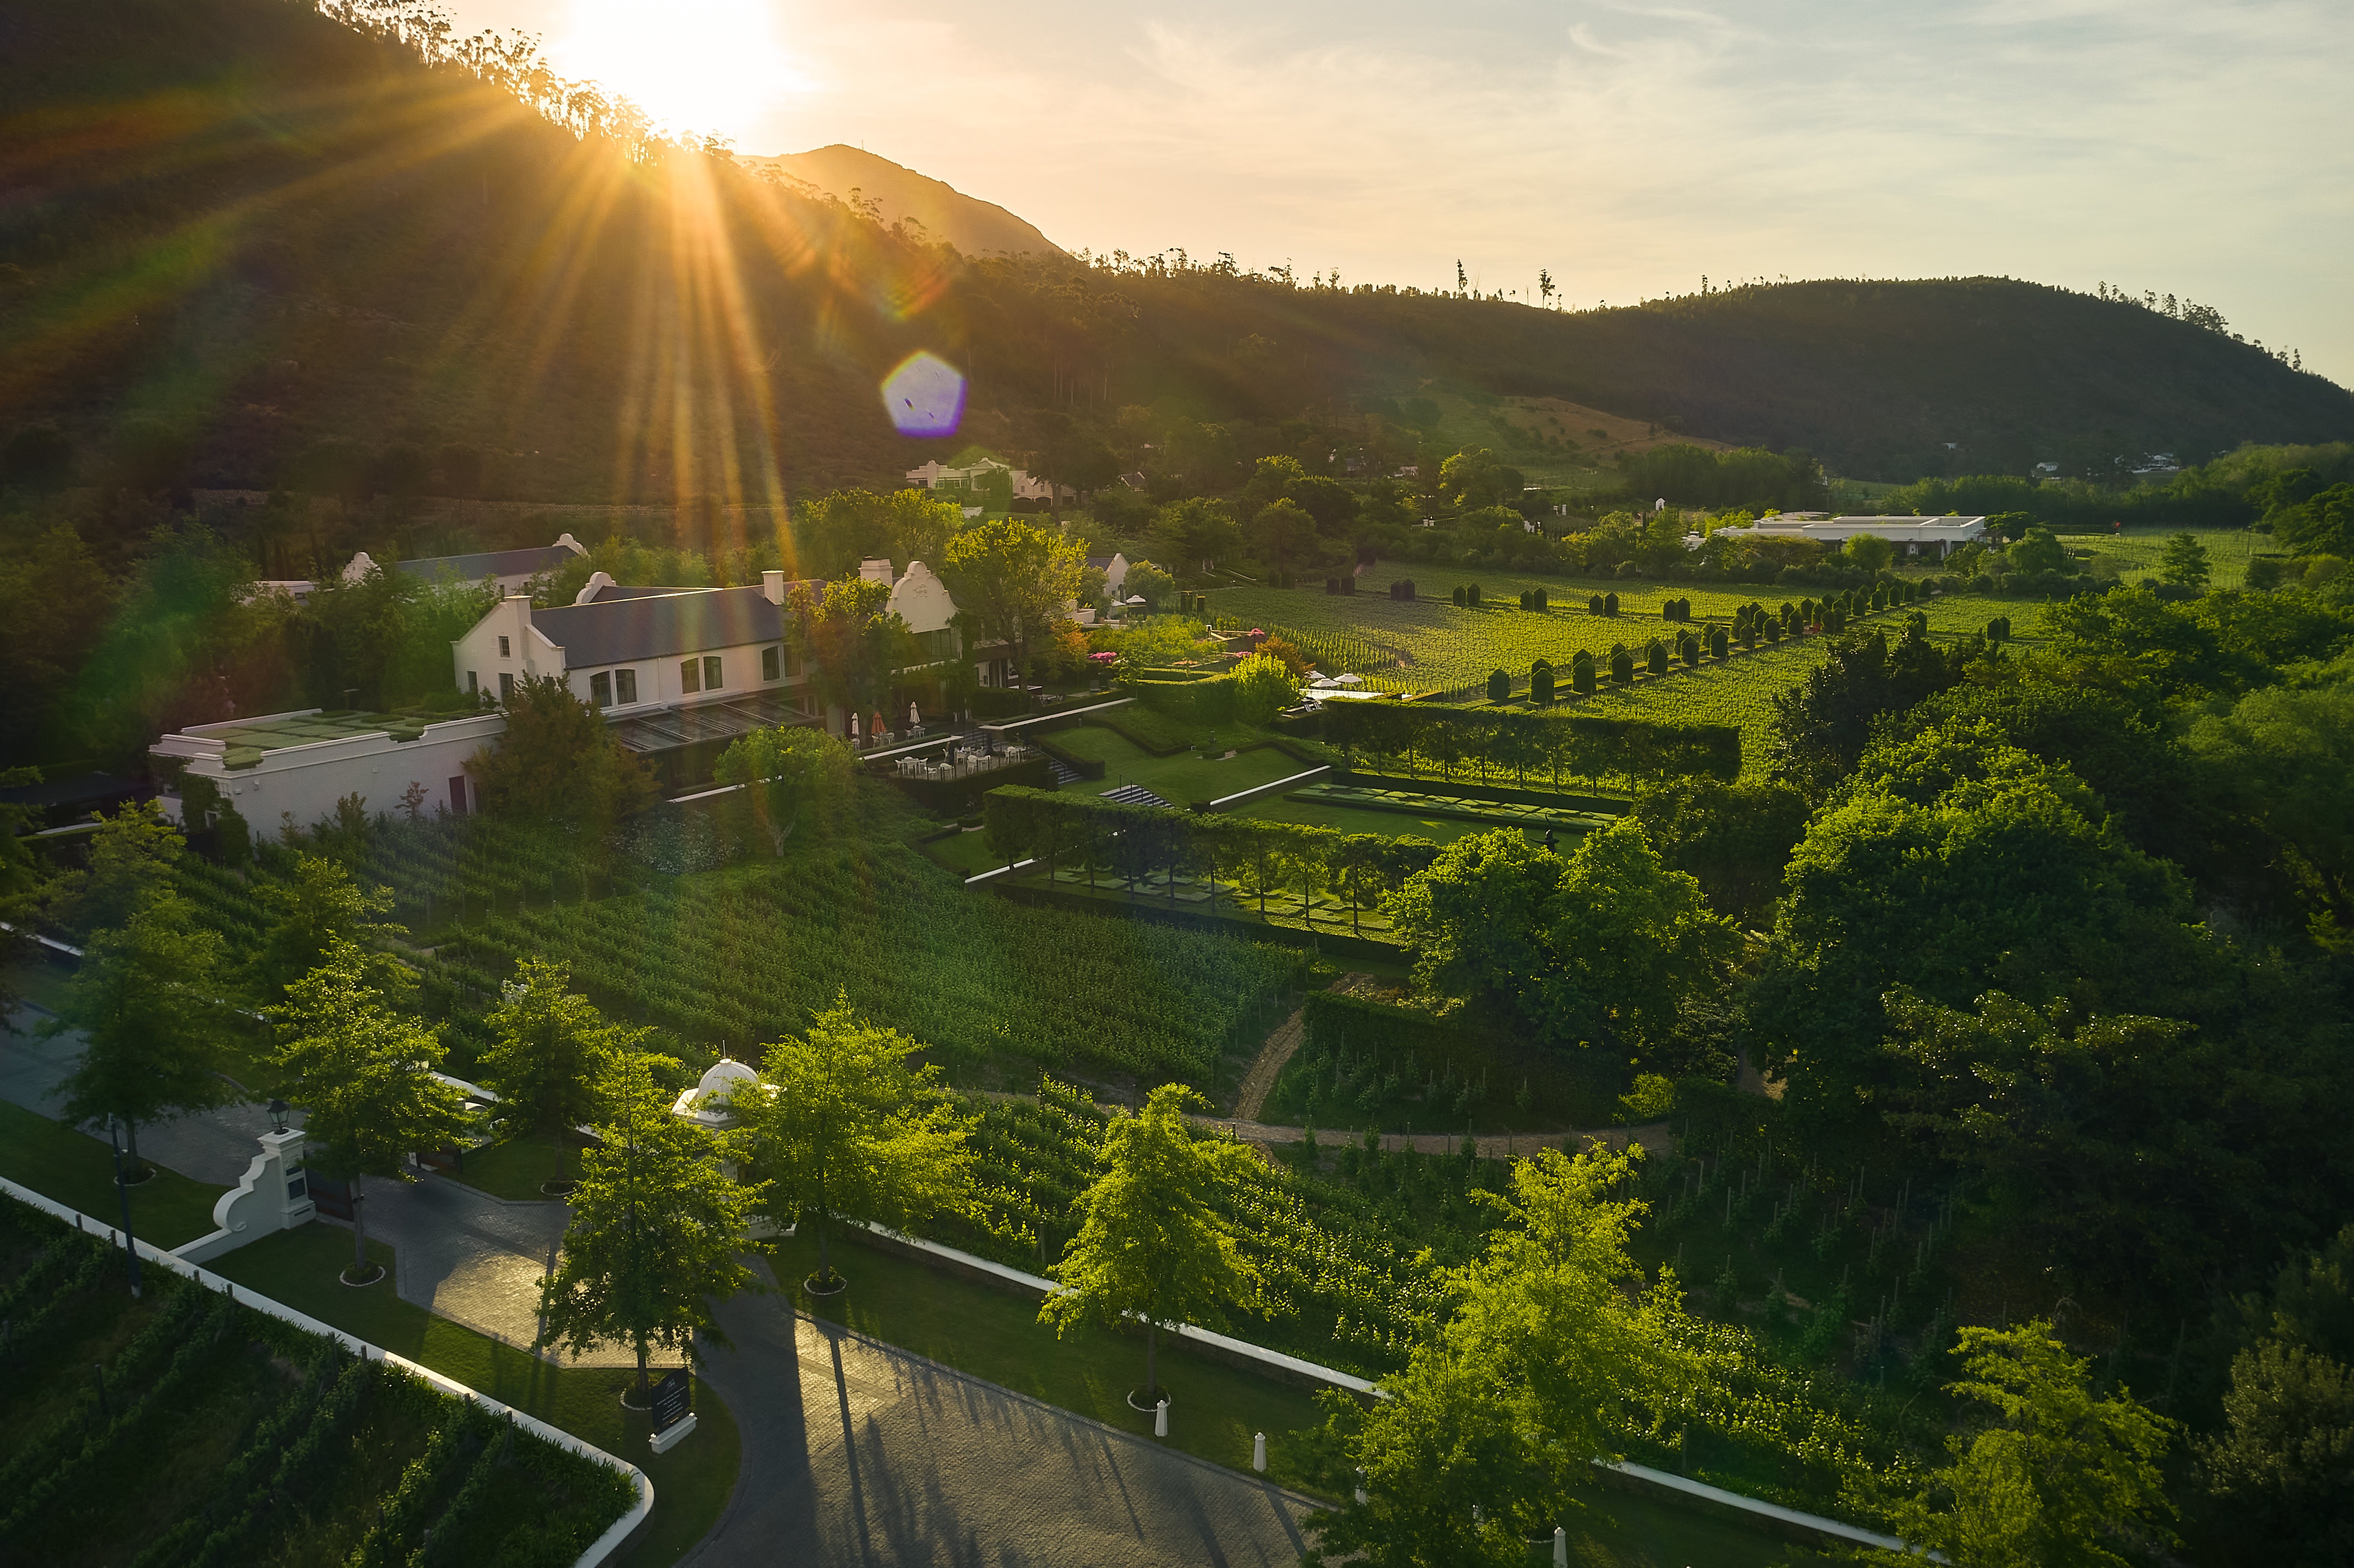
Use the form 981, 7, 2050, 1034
267, 1098, 290, 1135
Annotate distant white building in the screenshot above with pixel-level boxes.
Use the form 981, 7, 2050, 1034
346, 533, 588, 594
903, 457, 1073, 503
1745, 514, 1988, 559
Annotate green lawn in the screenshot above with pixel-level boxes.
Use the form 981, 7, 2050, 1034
1050, 726, 1310, 806
1232, 795, 1497, 843
211, 1226, 738, 1568
0, 1100, 229, 1250
2073, 524, 2270, 589
922, 827, 1015, 877
450, 1131, 586, 1202
776, 1226, 1827, 1568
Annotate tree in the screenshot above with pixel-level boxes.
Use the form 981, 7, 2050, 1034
2008, 525, 2071, 576
719, 995, 978, 1291
1768, 629, 1976, 801
793, 487, 961, 577
1843, 532, 1896, 572
2189, 678, 2354, 938
541, 1051, 758, 1403
1753, 722, 2217, 1134
1389, 820, 1731, 1052
1311, 1146, 1692, 1567
1246, 498, 1326, 575
0, 422, 73, 492
711, 725, 854, 853
2201, 1225, 2354, 1565
1438, 448, 1514, 510
108, 417, 190, 498
41, 893, 238, 1177
464, 672, 655, 831
480, 958, 636, 1134
1123, 559, 1176, 611
1041, 1083, 1261, 1403
270, 940, 475, 1281
1228, 651, 1302, 724
1155, 497, 1239, 571
247, 853, 407, 1002
940, 518, 1087, 707
1884, 1322, 2174, 1568
2159, 532, 2211, 588
43, 800, 182, 939
2274, 482, 2354, 559
787, 576, 916, 728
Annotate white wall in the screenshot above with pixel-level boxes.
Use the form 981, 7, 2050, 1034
155, 712, 507, 831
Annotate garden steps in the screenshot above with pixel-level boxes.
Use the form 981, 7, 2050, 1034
1046, 755, 1084, 787
1098, 782, 1171, 808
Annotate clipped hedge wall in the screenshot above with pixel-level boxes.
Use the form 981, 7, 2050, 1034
1321, 701, 1741, 786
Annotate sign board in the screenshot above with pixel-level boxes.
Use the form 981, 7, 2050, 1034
651, 1369, 692, 1433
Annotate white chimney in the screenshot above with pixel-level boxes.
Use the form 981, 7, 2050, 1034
762, 569, 786, 604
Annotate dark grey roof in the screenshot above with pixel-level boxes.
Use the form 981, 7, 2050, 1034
398, 544, 578, 581
532, 588, 783, 668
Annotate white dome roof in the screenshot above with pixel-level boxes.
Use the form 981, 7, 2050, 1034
697, 1058, 759, 1100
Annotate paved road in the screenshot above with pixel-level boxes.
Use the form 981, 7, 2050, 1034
683, 1263, 1319, 1568
2, 1004, 299, 1182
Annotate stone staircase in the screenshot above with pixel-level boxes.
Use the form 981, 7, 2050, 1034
1099, 782, 1171, 808
1045, 754, 1084, 787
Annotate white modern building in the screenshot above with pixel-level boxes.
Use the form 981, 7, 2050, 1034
152, 708, 507, 829
1745, 514, 1988, 559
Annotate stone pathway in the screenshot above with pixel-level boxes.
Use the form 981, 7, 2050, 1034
681, 1260, 1318, 1568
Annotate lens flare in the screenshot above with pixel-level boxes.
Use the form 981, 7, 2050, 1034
881, 351, 966, 438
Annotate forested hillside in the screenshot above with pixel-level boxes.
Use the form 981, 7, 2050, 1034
1, 0, 2344, 514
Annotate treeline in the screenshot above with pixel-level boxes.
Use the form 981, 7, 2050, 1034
1614, 444, 1827, 511
981, 785, 1441, 929
1321, 703, 1741, 788
1876, 442, 2354, 531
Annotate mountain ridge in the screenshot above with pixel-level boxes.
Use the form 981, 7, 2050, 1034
740, 144, 1064, 260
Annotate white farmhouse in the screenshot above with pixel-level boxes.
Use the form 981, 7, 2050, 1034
451, 571, 805, 714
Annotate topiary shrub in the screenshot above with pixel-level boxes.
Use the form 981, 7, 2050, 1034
1708, 626, 1729, 659
1609, 644, 1634, 685
1467, 583, 1483, 607
1571, 651, 1597, 696
1486, 668, 1512, 703
1603, 591, 1619, 616
1645, 639, 1668, 677
1530, 659, 1556, 705
1588, 593, 1605, 615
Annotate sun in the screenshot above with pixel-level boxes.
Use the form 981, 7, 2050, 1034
549, 0, 804, 147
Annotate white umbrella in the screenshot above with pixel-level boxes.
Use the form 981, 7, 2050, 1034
1335, 672, 1365, 686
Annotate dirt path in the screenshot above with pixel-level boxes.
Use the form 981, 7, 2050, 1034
1228, 972, 1395, 1121
1199, 1119, 1672, 1160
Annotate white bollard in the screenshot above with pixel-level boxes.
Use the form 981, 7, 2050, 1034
1252, 1431, 1267, 1472
1154, 1398, 1168, 1438
1554, 1525, 1568, 1566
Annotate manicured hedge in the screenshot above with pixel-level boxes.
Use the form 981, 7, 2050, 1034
1319, 701, 1741, 786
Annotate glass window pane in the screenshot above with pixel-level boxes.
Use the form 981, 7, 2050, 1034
616, 668, 637, 704
680, 658, 700, 694
704, 656, 723, 690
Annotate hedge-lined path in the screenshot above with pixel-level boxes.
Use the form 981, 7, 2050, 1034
680, 1257, 1317, 1567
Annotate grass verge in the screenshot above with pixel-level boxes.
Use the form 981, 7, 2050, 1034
449, 1130, 586, 1202
0, 1099, 229, 1249
210, 1225, 738, 1568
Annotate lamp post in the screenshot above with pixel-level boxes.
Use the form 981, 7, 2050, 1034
268, 1098, 290, 1135
106, 1116, 141, 1300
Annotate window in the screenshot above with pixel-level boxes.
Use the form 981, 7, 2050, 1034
762, 646, 780, 682
615, 668, 637, 704
467, 671, 478, 694
590, 672, 611, 708
680, 658, 700, 694
498, 672, 515, 703
498, 635, 511, 658
703, 655, 722, 691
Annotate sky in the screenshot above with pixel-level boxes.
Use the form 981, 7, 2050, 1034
449, 0, 2354, 387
